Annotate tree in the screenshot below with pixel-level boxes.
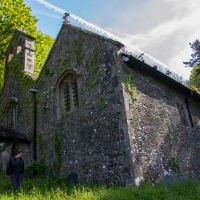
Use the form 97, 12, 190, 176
188, 62, 200, 92
34, 32, 55, 75
183, 39, 200, 68
0, 0, 54, 90
182, 39, 200, 92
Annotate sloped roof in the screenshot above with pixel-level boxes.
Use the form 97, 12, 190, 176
0, 126, 30, 143
122, 53, 200, 102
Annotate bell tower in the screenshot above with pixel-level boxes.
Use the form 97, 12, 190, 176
5, 25, 35, 80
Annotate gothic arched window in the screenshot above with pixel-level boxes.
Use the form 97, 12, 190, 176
59, 73, 79, 112
55, 71, 79, 119
5, 98, 17, 129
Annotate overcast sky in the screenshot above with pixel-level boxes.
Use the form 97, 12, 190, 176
25, 0, 200, 80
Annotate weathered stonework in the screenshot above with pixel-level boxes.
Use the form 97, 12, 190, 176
122, 57, 200, 182
1, 22, 200, 185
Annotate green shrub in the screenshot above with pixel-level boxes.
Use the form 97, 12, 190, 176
25, 159, 46, 179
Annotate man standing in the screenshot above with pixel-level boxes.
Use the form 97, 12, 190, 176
6, 150, 24, 191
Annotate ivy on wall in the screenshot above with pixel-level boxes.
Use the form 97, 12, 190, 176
86, 46, 104, 95
7, 53, 35, 129
100, 96, 105, 112
51, 130, 62, 176
38, 132, 46, 159
124, 71, 138, 101
25, 133, 47, 179
73, 39, 84, 66
167, 119, 181, 174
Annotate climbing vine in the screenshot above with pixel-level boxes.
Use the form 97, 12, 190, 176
100, 96, 105, 112
25, 159, 46, 179
57, 58, 62, 63
62, 57, 71, 68
8, 53, 35, 128
167, 120, 181, 174
125, 71, 138, 101
52, 130, 62, 176
73, 39, 84, 66
43, 66, 53, 77
25, 133, 47, 179
86, 46, 103, 95
38, 133, 46, 158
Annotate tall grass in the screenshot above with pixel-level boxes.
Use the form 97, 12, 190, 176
0, 175, 200, 199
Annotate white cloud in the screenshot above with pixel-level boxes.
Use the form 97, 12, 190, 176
34, 0, 200, 79
110, 0, 200, 79
32, 10, 61, 19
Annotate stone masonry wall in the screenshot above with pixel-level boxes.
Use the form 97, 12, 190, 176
2, 23, 200, 185
36, 24, 133, 185
0, 71, 34, 166
122, 62, 200, 183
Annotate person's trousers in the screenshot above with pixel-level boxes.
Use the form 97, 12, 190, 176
11, 173, 23, 190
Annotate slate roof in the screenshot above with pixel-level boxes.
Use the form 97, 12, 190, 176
0, 126, 30, 143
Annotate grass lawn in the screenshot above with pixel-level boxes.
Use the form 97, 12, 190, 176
0, 175, 200, 200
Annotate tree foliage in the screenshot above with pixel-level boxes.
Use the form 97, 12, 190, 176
0, 0, 55, 90
183, 39, 200, 68
189, 62, 200, 91
34, 31, 55, 75
183, 39, 200, 92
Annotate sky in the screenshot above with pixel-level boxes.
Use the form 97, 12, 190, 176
24, 0, 200, 80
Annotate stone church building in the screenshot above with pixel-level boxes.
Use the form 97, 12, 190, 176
1, 16, 200, 185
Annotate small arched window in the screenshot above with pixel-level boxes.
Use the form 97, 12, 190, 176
17, 38, 22, 54
5, 98, 17, 129
55, 71, 79, 119
60, 73, 79, 112
8, 46, 14, 62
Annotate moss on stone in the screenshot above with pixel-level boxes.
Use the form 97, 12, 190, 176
125, 71, 137, 101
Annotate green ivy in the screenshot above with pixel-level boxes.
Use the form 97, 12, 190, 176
170, 156, 181, 174
81, 114, 85, 122
25, 158, 46, 179
8, 53, 35, 128
62, 57, 71, 67
125, 71, 137, 101
86, 46, 104, 95
73, 39, 84, 66
38, 133, 46, 158
25, 133, 47, 179
57, 58, 62, 63
100, 96, 105, 112
167, 119, 181, 174
167, 120, 173, 149
53, 130, 62, 176
44, 67, 53, 77
0, 132, 6, 137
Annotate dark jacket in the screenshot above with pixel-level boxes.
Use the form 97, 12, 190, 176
6, 157, 24, 176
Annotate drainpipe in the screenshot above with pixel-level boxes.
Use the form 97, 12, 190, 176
29, 88, 37, 161
185, 95, 194, 128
